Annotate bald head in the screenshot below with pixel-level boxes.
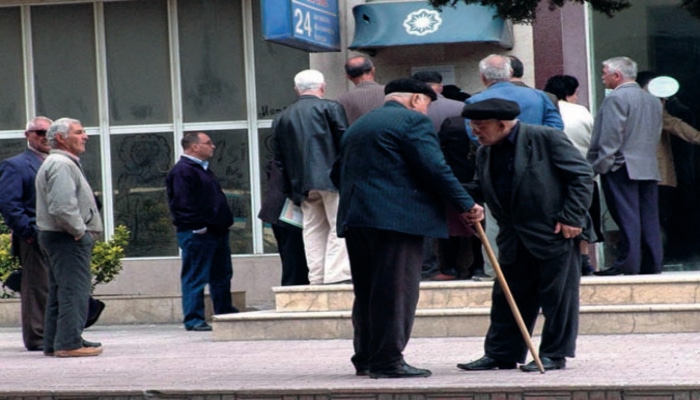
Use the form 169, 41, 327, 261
345, 56, 376, 85
479, 54, 513, 86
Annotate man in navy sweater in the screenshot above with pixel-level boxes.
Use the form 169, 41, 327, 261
166, 131, 238, 331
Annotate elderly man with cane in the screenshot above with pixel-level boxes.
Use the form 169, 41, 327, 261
457, 98, 594, 372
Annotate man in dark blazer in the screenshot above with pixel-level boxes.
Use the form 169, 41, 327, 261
457, 98, 594, 372
0, 116, 52, 351
335, 78, 484, 379
0, 117, 108, 351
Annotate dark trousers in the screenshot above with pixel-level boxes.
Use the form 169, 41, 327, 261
485, 241, 580, 363
17, 238, 48, 350
420, 237, 439, 278
601, 166, 662, 274
272, 224, 309, 286
438, 235, 483, 277
345, 227, 422, 371
177, 230, 234, 328
39, 231, 93, 352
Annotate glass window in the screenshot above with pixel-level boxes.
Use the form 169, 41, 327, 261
111, 133, 177, 257
0, 139, 28, 162
81, 135, 103, 222
32, 4, 98, 127
0, 7, 25, 130
257, 127, 277, 253
105, 1, 172, 125
591, 0, 700, 270
207, 130, 252, 254
252, 0, 309, 121
178, 0, 246, 122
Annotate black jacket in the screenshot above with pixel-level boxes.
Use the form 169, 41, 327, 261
273, 95, 348, 205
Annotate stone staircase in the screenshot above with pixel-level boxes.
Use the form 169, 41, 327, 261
212, 272, 700, 340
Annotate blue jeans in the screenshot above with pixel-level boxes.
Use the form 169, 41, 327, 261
176, 230, 234, 328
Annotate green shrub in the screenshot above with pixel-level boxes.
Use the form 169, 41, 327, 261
0, 215, 130, 296
0, 231, 21, 298
91, 225, 130, 291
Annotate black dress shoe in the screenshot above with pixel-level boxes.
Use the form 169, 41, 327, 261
369, 363, 432, 379
185, 322, 212, 332
82, 338, 102, 348
519, 357, 566, 372
27, 345, 44, 352
355, 368, 369, 376
85, 299, 106, 328
457, 355, 516, 371
593, 267, 623, 276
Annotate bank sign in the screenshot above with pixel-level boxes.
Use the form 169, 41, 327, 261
262, 0, 341, 52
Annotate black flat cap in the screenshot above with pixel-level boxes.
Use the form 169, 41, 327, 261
411, 71, 443, 84
461, 98, 520, 120
385, 78, 438, 101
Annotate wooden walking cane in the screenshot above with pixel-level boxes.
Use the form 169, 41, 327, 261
474, 222, 545, 374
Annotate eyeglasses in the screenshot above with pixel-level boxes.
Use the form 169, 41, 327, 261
29, 129, 47, 136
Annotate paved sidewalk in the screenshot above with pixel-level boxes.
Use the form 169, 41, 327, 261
1, 324, 699, 397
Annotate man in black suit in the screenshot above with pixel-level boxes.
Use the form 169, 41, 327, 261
456, 98, 593, 372
335, 79, 484, 379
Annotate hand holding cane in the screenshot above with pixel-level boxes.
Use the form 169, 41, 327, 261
474, 222, 545, 374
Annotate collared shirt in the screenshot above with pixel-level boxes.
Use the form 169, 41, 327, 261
490, 123, 520, 209
182, 154, 209, 170
27, 145, 48, 161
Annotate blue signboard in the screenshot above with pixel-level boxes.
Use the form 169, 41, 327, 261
262, 0, 341, 53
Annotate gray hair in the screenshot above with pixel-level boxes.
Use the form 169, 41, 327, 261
603, 56, 638, 80
47, 117, 81, 148
25, 116, 53, 131
294, 69, 325, 92
479, 54, 512, 83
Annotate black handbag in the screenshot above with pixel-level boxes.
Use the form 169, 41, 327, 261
3, 269, 22, 292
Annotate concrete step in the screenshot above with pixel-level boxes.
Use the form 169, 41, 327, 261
272, 273, 700, 312
212, 303, 700, 341
0, 291, 246, 327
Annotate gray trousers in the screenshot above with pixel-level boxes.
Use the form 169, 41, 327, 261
17, 239, 49, 350
38, 231, 93, 351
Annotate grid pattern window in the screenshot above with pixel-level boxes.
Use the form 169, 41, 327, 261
178, 0, 247, 122
252, 0, 309, 121
0, 7, 25, 130
590, 0, 700, 270
111, 132, 176, 258
0, 0, 310, 259
105, 1, 172, 125
32, 4, 99, 127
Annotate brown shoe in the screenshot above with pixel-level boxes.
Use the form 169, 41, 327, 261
55, 346, 103, 358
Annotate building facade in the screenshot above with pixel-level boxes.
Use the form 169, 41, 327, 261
1, 0, 698, 304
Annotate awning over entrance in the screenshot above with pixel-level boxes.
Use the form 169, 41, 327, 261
349, 1, 513, 51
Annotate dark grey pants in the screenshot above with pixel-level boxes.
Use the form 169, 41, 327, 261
17, 239, 49, 350
39, 231, 93, 352
345, 227, 423, 372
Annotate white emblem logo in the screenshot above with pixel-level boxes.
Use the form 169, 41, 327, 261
403, 9, 442, 36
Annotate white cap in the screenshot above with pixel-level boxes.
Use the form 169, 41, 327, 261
647, 76, 679, 98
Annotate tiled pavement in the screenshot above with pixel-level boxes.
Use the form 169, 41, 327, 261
1, 324, 699, 399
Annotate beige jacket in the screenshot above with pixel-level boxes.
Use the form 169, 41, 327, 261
657, 110, 700, 187
35, 149, 103, 237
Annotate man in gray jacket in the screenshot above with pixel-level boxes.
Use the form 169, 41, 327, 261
587, 56, 663, 276
35, 118, 103, 357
